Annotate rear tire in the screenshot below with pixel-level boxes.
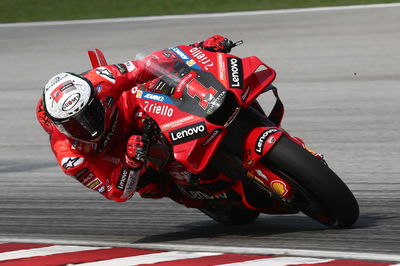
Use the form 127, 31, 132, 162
263, 136, 359, 228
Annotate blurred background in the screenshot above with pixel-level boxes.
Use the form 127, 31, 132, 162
1, 0, 399, 23
0, 0, 399, 256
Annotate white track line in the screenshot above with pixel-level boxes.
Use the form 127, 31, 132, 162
217, 256, 333, 266
73, 251, 221, 266
129, 243, 400, 263
1, 3, 400, 28
0, 245, 109, 262
1, 238, 399, 262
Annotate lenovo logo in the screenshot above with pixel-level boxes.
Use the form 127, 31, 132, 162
169, 121, 208, 145
227, 57, 243, 89
255, 128, 279, 155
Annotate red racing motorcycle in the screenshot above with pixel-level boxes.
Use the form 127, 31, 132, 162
89, 43, 359, 228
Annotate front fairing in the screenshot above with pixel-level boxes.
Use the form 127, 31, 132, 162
134, 45, 276, 173
168, 46, 276, 108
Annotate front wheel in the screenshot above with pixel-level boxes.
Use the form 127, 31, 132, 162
263, 136, 359, 228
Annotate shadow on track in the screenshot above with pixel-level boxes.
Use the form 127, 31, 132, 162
133, 212, 390, 243
354, 213, 398, 229
134, 215, 326, 243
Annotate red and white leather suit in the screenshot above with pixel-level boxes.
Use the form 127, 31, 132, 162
36, 50, 178, 202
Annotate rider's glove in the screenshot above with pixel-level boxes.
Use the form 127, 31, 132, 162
125, 135, 147, 169
146, 75, 177, 96
191, 35, 235, 53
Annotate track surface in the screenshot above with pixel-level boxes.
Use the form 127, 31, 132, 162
0, 4, 399, 257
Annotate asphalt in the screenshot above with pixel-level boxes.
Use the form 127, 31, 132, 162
0, 4, 399, 256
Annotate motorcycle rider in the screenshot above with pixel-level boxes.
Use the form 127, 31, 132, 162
36, 35, 237, 202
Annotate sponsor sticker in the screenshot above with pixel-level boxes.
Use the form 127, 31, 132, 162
227, 57, 243, 89
162, 52, 172, 58
114, 64, 127, 74
62, 157, 84, 170
255, 128, 280, 155
140, 91, 174, 104
143, 93, 165, 102
271, 180, 288, 196
187, 59, 196, 67
241, 85, 251, 101
175, 71, 196, 98
131, 86, 139, 95
161, 115, 195, 131
169, 121, 208, 145
188, 191, 228, 200
171, 47, 189, 60
144, 101, 174, 117
170, 47, 201, 69
74, 168, 88, 180
136, 90, 143, 98
45, 73, 70, 92
201, 128, 223, 146
80, 171, 97, 185
50, 82, 75, 103
117, 169, 129, 191
96, 67, 116, 83
255, 169, 268, 181
125, 170, 137, 192
97, 185, 106, 194
87, 178, 102, 189
62, 93, 80, 111
223, 105, 241, 127
189, 47, 214, 70
217, 53, 226, 81
124, 61, 136, 72
121, 171, 138, 199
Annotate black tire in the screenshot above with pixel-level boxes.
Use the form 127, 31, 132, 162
263, 136, 359, 228
199, 207, 260, 225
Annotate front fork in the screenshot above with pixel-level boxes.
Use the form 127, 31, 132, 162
242, 126, 294, 202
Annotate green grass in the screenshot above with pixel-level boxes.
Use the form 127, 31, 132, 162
1, 0, 399, 23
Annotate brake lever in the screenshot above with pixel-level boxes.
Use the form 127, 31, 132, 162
232, 40, 244, 47
225, 40, 243, 53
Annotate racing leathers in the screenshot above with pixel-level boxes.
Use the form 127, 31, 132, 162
36, 35, 235, 202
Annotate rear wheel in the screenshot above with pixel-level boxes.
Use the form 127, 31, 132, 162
263, 136, 359, 228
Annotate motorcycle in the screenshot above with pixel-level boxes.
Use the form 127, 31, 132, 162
88, 42, 359, 228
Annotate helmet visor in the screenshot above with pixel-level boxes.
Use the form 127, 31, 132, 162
55, 97, 105, 141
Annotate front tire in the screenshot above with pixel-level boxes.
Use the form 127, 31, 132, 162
263, 136, 359, 228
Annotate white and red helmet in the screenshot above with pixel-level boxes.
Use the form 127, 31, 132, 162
43, 72, 105, 142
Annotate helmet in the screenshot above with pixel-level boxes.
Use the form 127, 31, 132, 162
43, 72, 105, 142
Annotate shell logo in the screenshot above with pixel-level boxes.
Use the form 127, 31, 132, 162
187, 59, 196, 67
271, 180, 288, 196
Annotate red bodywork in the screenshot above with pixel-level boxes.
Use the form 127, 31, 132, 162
89, 45, 297, 209
136, 46, 277, 170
